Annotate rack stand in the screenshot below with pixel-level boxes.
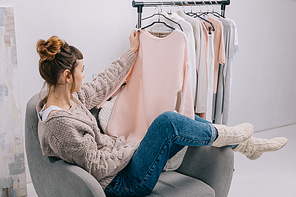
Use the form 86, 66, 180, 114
132, 0, 230, 28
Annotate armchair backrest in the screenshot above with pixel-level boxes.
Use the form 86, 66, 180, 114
25, 93, 105, 197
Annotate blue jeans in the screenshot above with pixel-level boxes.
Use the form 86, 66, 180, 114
104, 111, 218, 197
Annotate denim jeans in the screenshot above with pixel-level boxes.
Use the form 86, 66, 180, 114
104, 111, 221, 197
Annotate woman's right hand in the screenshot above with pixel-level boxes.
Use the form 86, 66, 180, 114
129, 29, 140, 53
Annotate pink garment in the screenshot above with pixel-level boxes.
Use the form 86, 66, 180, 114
207, 17, 226, 94
107, 29, 195, 142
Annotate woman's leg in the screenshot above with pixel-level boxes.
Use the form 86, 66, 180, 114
167, 114, 218, 159
194, 114, 238, 149
105, 112, 219, 196
195, 114, 287, 159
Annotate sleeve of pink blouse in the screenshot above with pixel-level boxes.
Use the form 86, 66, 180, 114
219, 25, 226, 65
179, 43, 195, 120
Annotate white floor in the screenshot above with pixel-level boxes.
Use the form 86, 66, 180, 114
228, 124, 296, 197
26, 124, 296, 197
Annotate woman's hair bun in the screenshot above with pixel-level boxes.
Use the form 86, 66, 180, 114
36, 36, 65, 62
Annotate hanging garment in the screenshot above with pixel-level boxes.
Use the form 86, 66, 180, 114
206, 32, 215, 122
198, 16, 210, 120
106, 29, 194, 143
214, 17, 239, 125
177, 11, 208, 115
206, 16, 226, 96
223, 18, 239, 125
147, 12, 197, 106
196, 16, 225, 123
145, 13, 197, 171
213, 63, 225, 124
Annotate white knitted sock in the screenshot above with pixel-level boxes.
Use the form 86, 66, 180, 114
233, 137, 288, 160
212, 123, 253, 147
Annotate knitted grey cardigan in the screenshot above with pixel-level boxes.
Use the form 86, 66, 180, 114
37, 49, 140, 189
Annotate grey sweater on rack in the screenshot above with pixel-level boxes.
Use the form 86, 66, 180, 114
36, 49, 140, 189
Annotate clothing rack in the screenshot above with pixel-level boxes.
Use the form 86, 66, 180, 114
132, 0, 230, 28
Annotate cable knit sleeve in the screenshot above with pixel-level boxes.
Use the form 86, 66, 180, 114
46, 116, 137, 183
74, 49, 137, 110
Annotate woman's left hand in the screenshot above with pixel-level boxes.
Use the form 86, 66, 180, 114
129, 29, 140, 53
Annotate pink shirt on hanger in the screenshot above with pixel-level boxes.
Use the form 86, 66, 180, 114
106, 29, 195, 142
207, 16, 226, 94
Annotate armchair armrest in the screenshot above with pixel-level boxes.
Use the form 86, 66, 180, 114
176, 146, 234, 197
45, 158, 106, 197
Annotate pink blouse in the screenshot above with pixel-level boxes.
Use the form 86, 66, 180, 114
107, 29, 195, 142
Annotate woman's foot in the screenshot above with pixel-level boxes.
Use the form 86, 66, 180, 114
212, 123, 253, 147
233, 137, 288, 160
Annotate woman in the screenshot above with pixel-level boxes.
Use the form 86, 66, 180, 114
36, 30, 288, 197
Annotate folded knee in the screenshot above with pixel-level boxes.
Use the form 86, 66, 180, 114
155, 111, 178, 124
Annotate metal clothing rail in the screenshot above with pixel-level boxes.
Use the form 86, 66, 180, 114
132, 0, 230, 28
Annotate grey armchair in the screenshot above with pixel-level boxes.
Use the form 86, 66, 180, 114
25, 93, 234, 197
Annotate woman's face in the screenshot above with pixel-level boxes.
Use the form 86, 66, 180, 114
72, 59, 85, 93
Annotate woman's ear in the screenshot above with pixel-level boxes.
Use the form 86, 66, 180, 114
62, 69, 72, 83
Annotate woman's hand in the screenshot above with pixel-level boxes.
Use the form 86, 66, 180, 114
129, 29, 140, 53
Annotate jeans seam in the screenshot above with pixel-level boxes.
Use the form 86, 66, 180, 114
175, 135, 209, 145
134, 136, 174, 192
109, 135, 174, 195
105, 186, 119, 196
168, 113, 211, 146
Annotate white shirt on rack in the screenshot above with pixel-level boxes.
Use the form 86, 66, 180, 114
177, 11, 208, 114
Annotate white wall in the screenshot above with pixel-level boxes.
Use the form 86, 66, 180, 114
226, 0, 296, 131
1, 0, 295, 185
0, 0, 139, 184
1, 0, 139, 116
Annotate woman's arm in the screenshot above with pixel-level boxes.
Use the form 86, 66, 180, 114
46, 117, 138, 184
73, 30, 140, 110
74, 48, 136, 109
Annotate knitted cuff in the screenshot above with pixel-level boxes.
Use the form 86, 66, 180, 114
207, 123, 218, 146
